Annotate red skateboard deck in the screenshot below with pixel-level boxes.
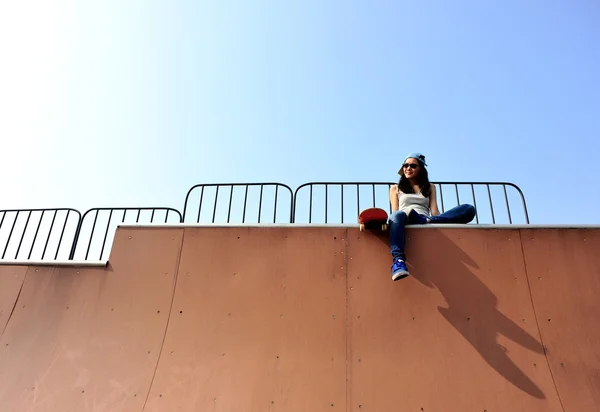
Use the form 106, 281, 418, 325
358, 207, 389, 232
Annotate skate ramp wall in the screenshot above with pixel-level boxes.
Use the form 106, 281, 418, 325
0, 228, 184, 412
0, 225, 598, 412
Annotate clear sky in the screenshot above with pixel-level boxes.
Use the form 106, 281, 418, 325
1, 1, 599, 225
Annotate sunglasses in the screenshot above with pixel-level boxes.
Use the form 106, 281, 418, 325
402, 163, 420, 169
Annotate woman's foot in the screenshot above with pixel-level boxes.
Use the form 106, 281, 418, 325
391, 259, 410, 280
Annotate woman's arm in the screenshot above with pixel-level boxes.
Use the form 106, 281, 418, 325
429, 184, 440, 216
389, 185, 399, 212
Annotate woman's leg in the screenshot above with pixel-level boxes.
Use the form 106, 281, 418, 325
429, 204, 476, 224
389, 210, 407, 260
388, 210, 410, 280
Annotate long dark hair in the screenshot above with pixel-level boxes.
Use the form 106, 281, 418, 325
398, 158, 431, 197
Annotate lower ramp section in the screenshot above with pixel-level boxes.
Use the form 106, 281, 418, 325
0, 228, 184, 412
522, 228, 600, 411
144, 227, 348, 412
347, 228, 562, 412
0, 266, 27, 336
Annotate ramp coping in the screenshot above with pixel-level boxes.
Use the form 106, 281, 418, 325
1, 225, 597, 267
117, 223, 600, 230
0, 260, 108, 267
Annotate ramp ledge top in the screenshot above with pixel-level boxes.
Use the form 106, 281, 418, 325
0, 260, 108, 267
117, 223, 600, 230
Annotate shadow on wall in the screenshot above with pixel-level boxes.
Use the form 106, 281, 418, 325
400, 228, 546, 399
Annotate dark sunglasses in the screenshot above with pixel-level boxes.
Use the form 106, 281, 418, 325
402, 163, 420, 169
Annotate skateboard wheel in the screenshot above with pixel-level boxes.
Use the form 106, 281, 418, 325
382, 224, 388, 231
359, 224, 365, 231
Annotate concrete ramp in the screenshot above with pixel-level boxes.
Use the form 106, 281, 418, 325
0, 228, 184, 412
145, 227, 348, 411
347, 228, 560, 411
0, 225, 598, 412
522, 228, 600, 411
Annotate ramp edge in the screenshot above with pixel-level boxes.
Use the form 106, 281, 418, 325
117, 223, 600, 229
0, 260, 108, 267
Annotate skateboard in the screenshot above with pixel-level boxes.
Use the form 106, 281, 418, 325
358, 207, 389, 232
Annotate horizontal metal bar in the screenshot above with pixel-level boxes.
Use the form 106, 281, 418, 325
0, 208, 81, 213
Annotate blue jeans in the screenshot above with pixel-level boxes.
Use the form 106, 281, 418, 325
389, 204, 476, 260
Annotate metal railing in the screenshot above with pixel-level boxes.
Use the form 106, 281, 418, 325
0, 208, 81, 260
292, 182, 394, 224
183, 183, 294, 224
292, 181, 530, 225
0, 180, 530, 262
69, 207, 183, 261
434, 181, 529, 224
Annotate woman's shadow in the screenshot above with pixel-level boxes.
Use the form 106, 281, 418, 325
392, 227, 547, 399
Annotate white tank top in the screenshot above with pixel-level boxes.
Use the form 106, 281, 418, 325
397, 189, 430, 217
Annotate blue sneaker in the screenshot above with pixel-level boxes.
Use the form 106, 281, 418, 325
391, 259, 410, 281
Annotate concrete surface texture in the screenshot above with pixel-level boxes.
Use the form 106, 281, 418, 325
0, 226, 598, 411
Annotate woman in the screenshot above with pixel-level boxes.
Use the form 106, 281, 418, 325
389, 152, 476, 281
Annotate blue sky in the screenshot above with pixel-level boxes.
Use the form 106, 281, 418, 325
1, 0, 599, 225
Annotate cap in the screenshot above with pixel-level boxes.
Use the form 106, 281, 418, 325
398, 152, 427, 174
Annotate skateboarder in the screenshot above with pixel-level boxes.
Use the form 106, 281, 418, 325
389, 152, 476, 281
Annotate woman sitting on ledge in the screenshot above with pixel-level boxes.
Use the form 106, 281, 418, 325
389, 152, 476, 281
